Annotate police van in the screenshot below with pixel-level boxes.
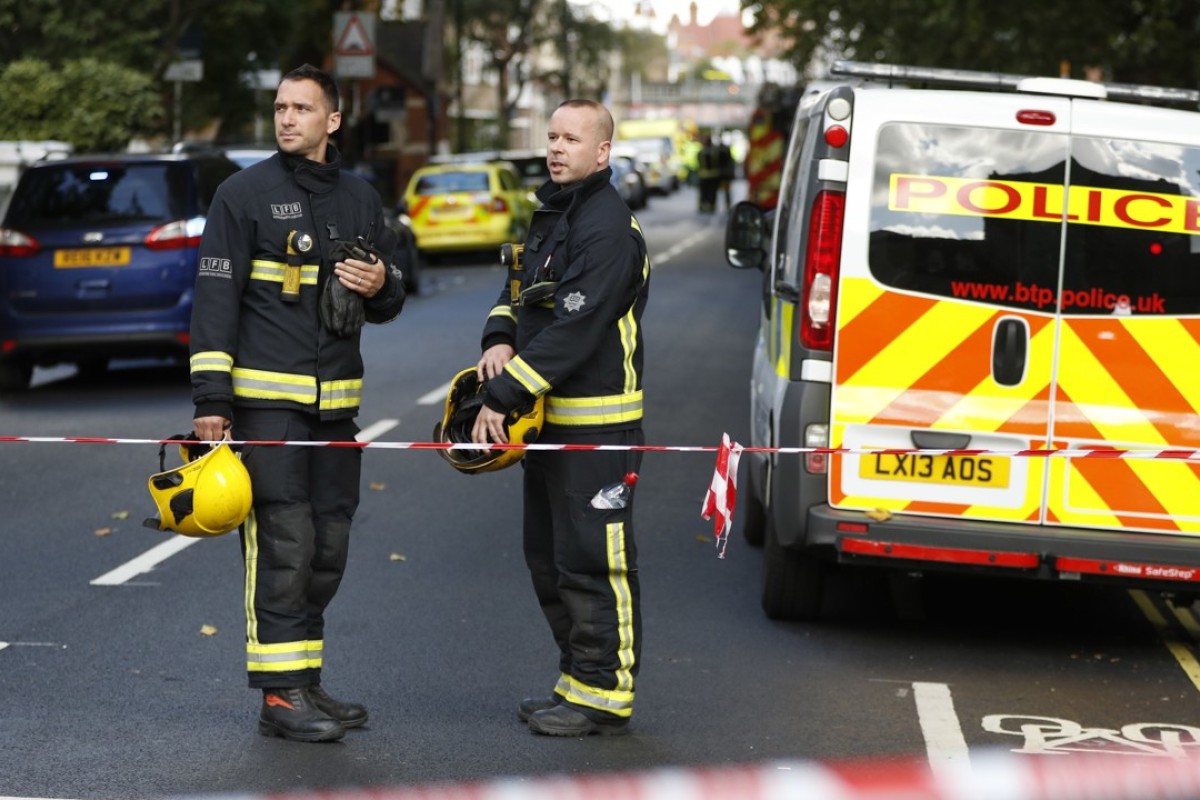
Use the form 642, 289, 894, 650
725, 61, 1200, 620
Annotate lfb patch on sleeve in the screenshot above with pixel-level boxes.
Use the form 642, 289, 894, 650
199, 257, 233, 279
563, 291, 587, 312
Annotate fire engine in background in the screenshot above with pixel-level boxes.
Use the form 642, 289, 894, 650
726, 61, 1200, 621
744, 84, 793, 210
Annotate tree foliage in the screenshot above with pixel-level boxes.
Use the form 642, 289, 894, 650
741, 0, 1200, 89
0, 0, 326, 149
0, 59, 162, 152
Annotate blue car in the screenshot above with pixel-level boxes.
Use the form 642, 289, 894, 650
0, 152, 240, 390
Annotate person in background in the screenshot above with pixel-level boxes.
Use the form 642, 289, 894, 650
473, 98, 651, 737
189, 63, 406, 743
697, 134, 721, 213
717, 137, 735, 211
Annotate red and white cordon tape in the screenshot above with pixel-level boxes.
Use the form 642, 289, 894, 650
8, 432, 1200, 561
161, 750, 1200, 800
5, 433, 1200, 460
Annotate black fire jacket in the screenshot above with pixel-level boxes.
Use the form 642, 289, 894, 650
481, 166, 650, 433
190, 146, 405, 422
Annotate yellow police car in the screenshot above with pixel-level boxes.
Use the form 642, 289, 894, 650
404, 161, 536, 258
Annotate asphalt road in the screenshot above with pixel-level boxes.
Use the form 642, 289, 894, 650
4, 185, 1200, 800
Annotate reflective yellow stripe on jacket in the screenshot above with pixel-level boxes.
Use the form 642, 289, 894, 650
250, 260, 319, 286
192, 355, 362, 411
545, 390, 643, 426
190, 351, 233, 373
505, 356, 552, 396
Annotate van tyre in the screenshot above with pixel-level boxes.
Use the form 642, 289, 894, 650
740, 481, 767, 547
0, 361, 32, 392
761, 514, 826, 620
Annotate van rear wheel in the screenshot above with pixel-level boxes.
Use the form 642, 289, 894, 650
761, 514, 826, 620
740, 478, 767, 547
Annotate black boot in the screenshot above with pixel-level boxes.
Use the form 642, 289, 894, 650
308, 685, 368, 728
528, 703, 629, 737
258, 688, 345, 742
517, 694, 562, 723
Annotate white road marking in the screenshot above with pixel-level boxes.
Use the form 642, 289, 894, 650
90, 535, 198, 586
913, 681, 973, 780
654, 229, 712, 266
358, 418, 399, 440
419, 381, 453, 406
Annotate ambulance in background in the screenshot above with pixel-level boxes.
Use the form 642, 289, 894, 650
725, 61, 1200, 620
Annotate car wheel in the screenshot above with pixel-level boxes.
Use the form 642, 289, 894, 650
761, 510, 827, 621
76, 358, 109, 380
0, 360, 33, 391
402, 241, 421, 296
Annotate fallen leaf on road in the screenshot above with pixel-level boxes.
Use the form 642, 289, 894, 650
94, 527, 113, 537
111, 510, 130, 520
369, 482, 386, 491
389, 553, 407, 562
199, 625, 218, 636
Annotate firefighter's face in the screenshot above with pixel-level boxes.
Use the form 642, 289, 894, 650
274, 78, 340, 162
547, 105, 611, 185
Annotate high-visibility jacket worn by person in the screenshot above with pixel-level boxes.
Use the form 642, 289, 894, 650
190, 148, 405, 422
481, 166, 650, 431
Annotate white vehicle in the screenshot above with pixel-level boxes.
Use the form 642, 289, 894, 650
725, 61, 1200, 620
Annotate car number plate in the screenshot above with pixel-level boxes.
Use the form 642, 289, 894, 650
859, 451, 1010, 488
54, 247, 131, 268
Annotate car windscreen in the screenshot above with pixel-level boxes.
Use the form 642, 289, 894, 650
6, 163, 187, 228
868, 122, 1200, 316
415, 171, 490, 195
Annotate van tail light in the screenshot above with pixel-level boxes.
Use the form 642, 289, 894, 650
805, 423, 829, 474
0, 228, 40, 257
799, 189, 845, 351
489, 197, 510, 213
145, 219, 202, 251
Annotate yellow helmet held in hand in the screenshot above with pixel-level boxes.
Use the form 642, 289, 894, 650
144, 434, 252, 537
433, 368, 544, 474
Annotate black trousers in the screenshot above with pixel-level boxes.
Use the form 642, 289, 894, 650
234, 408, 361, 689
522, 427, 643, 720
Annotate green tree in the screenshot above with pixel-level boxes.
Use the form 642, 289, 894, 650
0, 58, 162, 152
0, 0, 324, 148
455, 0, 547, 149
741, 0, 1200, 89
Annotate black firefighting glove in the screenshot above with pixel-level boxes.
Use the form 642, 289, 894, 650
320, 236, 381, 337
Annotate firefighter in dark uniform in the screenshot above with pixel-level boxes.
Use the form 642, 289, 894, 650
473, 99, 651, 737
190, 64, 406, 743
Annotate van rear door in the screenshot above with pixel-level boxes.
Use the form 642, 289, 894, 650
832, 89, 1200, 538
1045, 102, 1200, 537
830, 89, 1074, 525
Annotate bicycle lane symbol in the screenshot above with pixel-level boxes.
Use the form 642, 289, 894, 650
912, 682, 1200, 761
982, 715, 1200, 758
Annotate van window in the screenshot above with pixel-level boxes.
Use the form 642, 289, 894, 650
771, 115, 812, 288
868, 123, 1200, 316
